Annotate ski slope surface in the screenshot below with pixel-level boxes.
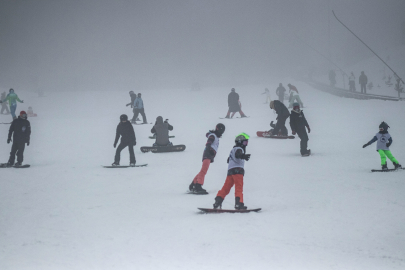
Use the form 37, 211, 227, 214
1, 81, 404, 269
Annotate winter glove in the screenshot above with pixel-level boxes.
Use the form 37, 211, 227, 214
242, 154, 251, 161
164, 119, 169, 123
27, 141, 30, 146
113, 143, 117, 148
292, 130, 296, 135
134, 141, 137, 146
362, 143, 369, 148
386, 143, 391, 147
306, 126, 311, 133
21, 100, 24, 103
7, 138, 11, 144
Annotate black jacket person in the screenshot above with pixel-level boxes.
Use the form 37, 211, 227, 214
7, 111, 31, 166
269, 100, 290, 136
112, 114, 136, 166
290, 103, 311, 155
151, 116, 173, 146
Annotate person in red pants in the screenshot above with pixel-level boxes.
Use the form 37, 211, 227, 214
213, 133, 251, 209
189, 123, 226, 194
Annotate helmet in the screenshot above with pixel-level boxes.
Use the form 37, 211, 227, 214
215, 123, 225, 136
293, 102, 300, 111
20, 111, 27, 119
231, 88, 235, 92
9, 88, 14, 93
379, 121, 389, 131
235, 133, 250, 146
120, 114, 128, 121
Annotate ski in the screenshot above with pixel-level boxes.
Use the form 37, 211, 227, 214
140, 145, 186, 153
371, 168, 404, 172
198, 208, 261, 213
132, 122, 152, 125
103, 164, 148, 168
149, 136, 175, 139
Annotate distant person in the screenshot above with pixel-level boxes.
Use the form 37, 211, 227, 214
151, 116, 173, 146
112, 114, 136, 167
359, 71, 368, 94
27, 106, 37, 117
276, 83, 286, 103
269, 100, 290, 136
287, 84, 303, 108
349, 72, 356, 92
225, 88, 247, 118
132, 93, 148, 124
6, 111, 31, 167
329, 70, 336, 87
261, 88, 271, 104
0, 91, 10, 114
126, 91, 138, 122
1, 88, 24, 120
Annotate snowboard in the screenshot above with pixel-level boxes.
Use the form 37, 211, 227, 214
149, 136, 175, 139
371, 168, 404, 172
186, 190, 209, 195
102, 164, 148, 168
198, 208, 261, 213
140, 145, 186, 153
132, 122, 152, 125
219, 116, 250, 119
0, 163, 30, 168
256, 131, 295, 139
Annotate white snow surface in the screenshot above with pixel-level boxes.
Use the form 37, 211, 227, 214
1, 82, 405, 269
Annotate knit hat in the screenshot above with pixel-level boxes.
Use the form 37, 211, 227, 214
120, 114, 128, 121
20, 111, 27, 119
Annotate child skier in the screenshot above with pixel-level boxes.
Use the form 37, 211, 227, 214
213, 133, 251, 210
362, 121, 401, 170
189, 123, 226, 194
289, 102, 311, 156
112, 114, 136, 166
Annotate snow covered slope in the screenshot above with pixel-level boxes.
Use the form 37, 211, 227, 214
1, 81, 404, 269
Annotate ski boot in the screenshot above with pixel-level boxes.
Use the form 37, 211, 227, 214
301, 149, 311, 157
194, 183, 208, 194
235, 197, 247, 210
213, 196, 224, 209
393, 162, 402, 170
189, 181, 195, 192
111, 162, 119, 167
130, 163, 135, 167
381, 163, 388, 171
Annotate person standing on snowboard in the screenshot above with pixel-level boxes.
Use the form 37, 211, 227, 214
225, 88, 247, 118
213, 133, 251, 210
6, 111, 31, 167
189, 123, 226, 194
132, 93, 148, 124
269, 100, 290, 136
289, 102, 311, 156
126, 91, 139, 122
362, 121, 401, 170
112, 114, 136, 167
151, 116, 173, 146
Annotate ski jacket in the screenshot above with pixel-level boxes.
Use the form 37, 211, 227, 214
367, 132, 392, 151
114, 121, 136, 145
127, 93, 137, 108
151, 116, 173, 146
228, 92, 240, 112
202, 132, 219, 162
133, 97, 144, 109
289, 109, 309, 133
2, 93, 22, 106
276, 86, 286, 98
8, 117, 31, 143
227, 146, 246, 176
359, 74, 368, 85
273, 100, 290, 118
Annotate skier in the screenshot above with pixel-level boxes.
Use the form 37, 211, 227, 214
348, 72, 356, 92
329, 70, 336, 87
189, 123, 226, 194
362, 121, 401, 170
225, 88, 247, 118
359, 71, 368, 94
276, 83, 286, 103
112, 114, 136, 167
151, 116, 173, 146
1, 88, 24, 119
0, 91, 10, 114
6, 111, 31, 167
213, 133, 251, 210
269, 100, 290, 136
261, 88, 271, 104
132, 93, 148, 124
287, 84, 303, 108
289, 102, 311, 156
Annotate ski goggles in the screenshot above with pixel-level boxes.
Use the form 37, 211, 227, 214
379, 128, 384, 131
243, 140, 248, 146
20, 113, 27, 118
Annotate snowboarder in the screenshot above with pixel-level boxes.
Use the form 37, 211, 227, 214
0, 91, 10, 114
359, 71, 368, 94
289, 102, 311, 156
349, 72, 356, 92
126, 91, 139, 122
276, 83, 286, 103
151, 116, 173, 146
225, 88, 247, 118
261, 88, 271, 104
329, 70, 336, 87
6, 111, 31, 167
1, 88, 23, 119
362, 121, 401, 170
112, 114, 136, 167
189, 123, 226, 194
269, 100, 290, 136
287, 84, 303, 108
132, 93, 148, 124
213, 133, 251, 210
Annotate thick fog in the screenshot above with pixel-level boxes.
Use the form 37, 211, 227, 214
1, 0, 404, 91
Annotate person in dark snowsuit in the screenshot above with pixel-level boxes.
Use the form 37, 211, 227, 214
359, 71, 368, 94
0, 91, 10, 114
132, 93, 148, 124
225, 88, 247, 118
151, 116, 173, 146
7, 111, 31, 166
276, 83, 286, 103
126, 91, 138, 122
269, 100, 290, 136
112, 114, 136, 166
189, 123, 226, 194
289, 102, 311, 156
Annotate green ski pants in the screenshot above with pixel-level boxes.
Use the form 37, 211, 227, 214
378, 149, 398, 165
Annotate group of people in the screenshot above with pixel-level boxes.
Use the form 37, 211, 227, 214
330, 70, 369, 94
126, 91, 148, 124
0, 89, 24, 119
263, 83, 304, 109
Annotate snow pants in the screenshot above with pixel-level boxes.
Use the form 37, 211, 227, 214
1, 103, 9, 114
10, 104, 17, 119
226, 109, 246, 118
289, 94, 303, 108
133, 108, 147, 123
297, 130, 309, 155
217, 174, 244, 202
360, 84, 367, 94
272, 115, 289, 136
192, 159, 211, 185
8, 141, 25, 165
115, 142, 136, 164
378, 150, 398, 165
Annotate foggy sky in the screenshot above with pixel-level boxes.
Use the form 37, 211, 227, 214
1, 0, 404, 91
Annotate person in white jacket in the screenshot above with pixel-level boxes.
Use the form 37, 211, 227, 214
349, 72, 356, 92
